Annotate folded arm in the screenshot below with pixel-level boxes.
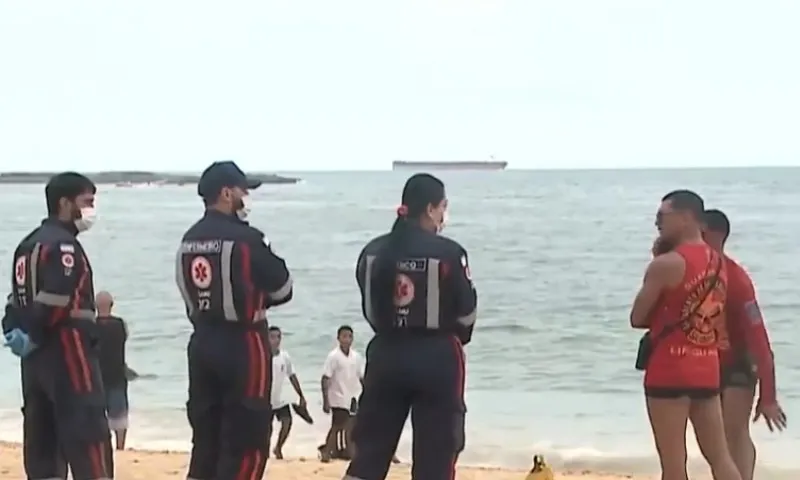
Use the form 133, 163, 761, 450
251, 240, 293, 307
452, 248, 477, 345
23, 242, 83, 344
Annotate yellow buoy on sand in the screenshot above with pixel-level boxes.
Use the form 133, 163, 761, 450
524, 455, 554, 480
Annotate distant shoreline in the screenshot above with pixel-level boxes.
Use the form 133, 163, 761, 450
0, 171, 299, 185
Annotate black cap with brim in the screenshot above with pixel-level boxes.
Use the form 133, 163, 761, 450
197, 160, 262, 199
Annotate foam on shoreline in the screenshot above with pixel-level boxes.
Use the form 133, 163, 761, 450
0, 441, 649, 480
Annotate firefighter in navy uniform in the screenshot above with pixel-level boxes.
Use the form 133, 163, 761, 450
175, 161, 294, 480
345, 173, 478, 480
3, 172, 113, 480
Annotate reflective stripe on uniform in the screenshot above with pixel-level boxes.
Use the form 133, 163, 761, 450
268, 275, 293, 302
219, 241, 238, 321
363, 255, 377, 329
457, 310, 476, 327
30, 243, 41, 300
427, 258, 441, 329
175, 248, 196, 316
35, 291, 70, 307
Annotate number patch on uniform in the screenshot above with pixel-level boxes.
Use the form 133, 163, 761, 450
14, 256, 26, 286
744, 300, 762, 324
393, 274, 415, 307
197, 297, 211, 311
190, 257, 212, 289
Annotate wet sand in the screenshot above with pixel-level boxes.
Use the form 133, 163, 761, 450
0, 441, 645, 479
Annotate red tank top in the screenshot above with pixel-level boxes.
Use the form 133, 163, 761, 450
644, 243, 728, 389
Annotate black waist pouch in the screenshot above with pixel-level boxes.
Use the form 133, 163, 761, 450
635, 333, 653, 371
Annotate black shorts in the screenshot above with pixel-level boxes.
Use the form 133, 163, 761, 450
331, 407, 352, 428
272, 405, 291, 421
645, 387, 719, 399
721, 359, 758, 389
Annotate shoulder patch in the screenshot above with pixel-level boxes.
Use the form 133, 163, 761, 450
60, 243, 75, 253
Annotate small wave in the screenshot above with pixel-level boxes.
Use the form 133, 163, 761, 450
479, 324, 535, 334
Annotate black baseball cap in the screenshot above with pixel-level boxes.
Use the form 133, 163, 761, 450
197, 161, 262, 199
703, 209, 730, 236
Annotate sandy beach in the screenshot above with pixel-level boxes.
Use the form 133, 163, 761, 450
0, 441, 643, 480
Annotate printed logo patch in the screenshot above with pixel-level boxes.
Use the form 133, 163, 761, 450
190, 257, 212, 289
14, 257, 26, 285
61, 253, 75, 268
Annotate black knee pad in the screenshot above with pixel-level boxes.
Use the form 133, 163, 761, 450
226, 400, 271, 452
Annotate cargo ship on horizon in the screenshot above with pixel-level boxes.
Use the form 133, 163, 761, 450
392, 157, 507, 171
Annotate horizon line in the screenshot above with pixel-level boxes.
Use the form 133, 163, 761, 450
2, 165, 800, 174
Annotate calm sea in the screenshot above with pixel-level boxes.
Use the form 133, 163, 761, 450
0, 169, 797, 478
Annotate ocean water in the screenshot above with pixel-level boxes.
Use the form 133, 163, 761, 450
0, 169, 798, 478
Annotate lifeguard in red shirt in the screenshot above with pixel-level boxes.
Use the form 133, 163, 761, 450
702, 209, 787, 480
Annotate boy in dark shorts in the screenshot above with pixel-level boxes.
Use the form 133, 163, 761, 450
268, 326, 307, 459
96, 291, 130, 450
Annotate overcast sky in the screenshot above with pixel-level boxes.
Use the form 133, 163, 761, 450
1, 0, 798, 172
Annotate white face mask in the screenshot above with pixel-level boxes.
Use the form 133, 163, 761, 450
236, 196, 251, 221
75, 207, 97, 232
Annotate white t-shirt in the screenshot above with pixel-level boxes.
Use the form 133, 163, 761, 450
271, 350, 295, 409
322, 347, 364, 410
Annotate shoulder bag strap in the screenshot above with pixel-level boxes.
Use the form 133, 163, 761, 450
650, 252, 723, 344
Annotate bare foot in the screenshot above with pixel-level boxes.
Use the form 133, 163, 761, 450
273, 448, 284, 460
392, 455, 400, 464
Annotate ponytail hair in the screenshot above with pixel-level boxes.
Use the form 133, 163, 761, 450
370, 174, 445, 324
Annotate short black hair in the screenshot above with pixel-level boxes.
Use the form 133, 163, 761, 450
704, 209, 731, 241
268, 326, 281, 333
45, 172, 96, 215
662, 189, 704, 219
337, 325, 353, 337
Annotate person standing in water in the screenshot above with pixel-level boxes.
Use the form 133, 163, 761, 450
267, 326, 307, 460
320, 325, 364, 463
630, 190, 742, 480
702, 209, 787, 480
95, 290, 131, 451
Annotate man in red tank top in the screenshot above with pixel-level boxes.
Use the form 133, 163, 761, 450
702, 209, 786, 480
630, 190, 742, 480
